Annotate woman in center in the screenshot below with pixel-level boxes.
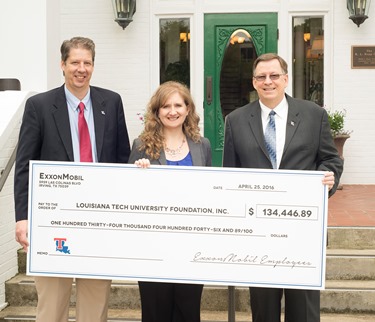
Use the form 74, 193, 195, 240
129, 81, 212, 322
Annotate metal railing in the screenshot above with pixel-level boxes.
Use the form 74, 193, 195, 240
0, 143, 17, 192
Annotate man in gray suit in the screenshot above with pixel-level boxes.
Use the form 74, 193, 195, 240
14, 37, 130, 322
223, 53, 343, 322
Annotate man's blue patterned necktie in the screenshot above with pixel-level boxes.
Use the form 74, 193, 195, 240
265, 110, 277, 169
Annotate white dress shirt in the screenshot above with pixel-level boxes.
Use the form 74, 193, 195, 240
260, 97, 288, 169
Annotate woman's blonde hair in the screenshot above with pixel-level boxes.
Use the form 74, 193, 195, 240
138, 81, 201, 159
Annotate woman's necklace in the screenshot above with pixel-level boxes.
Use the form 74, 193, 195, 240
164, 138, 186, 157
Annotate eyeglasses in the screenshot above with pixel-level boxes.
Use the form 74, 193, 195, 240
253, 74, 285, 82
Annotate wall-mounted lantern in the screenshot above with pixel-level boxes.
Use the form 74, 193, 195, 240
347, 0, 371, 27
112, 0, 136, 30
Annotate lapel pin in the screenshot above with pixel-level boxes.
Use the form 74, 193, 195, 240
101, 111, 105, 115
291, 121, 295, 126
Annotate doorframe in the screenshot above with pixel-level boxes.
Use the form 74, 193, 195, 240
204, 13, 278, 166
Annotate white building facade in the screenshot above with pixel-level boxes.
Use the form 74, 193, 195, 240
1, 0, 375, 183
1, 0, 375, 310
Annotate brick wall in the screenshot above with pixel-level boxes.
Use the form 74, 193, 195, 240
0, 92, 32, 310
0, 120, 22, 309
1, 0, 374, 186
0, 166, 19, 309
332, 1, 375, 184
60, 0, 151, 145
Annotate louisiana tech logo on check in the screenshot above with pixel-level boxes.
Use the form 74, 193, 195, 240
54, 238, 71, 254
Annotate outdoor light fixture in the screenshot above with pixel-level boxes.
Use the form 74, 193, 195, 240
347, 0, 371, 27
179, 32, 190, 43
112, 0, 136, 30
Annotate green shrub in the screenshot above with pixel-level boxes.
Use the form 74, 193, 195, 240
326, 109, 352, 137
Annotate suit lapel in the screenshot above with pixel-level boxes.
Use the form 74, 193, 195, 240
248, 102, 270, 159
187, 138, 203, 166
283, 96, 300, 156
158, 151, 167, 165
53, 86, 74, 161
91, 87, 106, 161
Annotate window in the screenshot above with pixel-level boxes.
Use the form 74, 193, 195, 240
220, 29, 258, 117
160, 18, 190, 87
293, 17, 324, 106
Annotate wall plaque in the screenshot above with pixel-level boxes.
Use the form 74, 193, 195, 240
351, 46, 375, 69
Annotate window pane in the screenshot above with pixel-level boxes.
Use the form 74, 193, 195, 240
220, 29, 258, 118
293, 17, 324, 106
160, 18, 190, 87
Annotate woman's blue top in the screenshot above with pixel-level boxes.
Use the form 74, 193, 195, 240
166, 152, 193, 166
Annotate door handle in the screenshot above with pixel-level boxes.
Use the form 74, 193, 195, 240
206, 76, 212, 105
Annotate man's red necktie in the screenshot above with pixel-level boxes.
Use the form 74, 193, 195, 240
78, 102, 93, 162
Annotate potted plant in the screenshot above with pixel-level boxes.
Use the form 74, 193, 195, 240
326, 108, 352, 190
326, 109, 352, 159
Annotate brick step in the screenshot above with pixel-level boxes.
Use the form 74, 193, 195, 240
323, 280, 375, 313
327, 227, 375, 250
326, 249, 375, 280
5, 275, 375, 314
6, 227, 374, 321
1, 307, 375, 322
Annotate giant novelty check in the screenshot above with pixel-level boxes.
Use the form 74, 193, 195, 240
27, 161, 328, 290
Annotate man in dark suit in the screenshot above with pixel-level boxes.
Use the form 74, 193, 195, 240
14, 37, 130, 322
223, 53, 343, 322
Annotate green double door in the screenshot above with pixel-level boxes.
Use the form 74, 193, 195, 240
204, 13, 278, 166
